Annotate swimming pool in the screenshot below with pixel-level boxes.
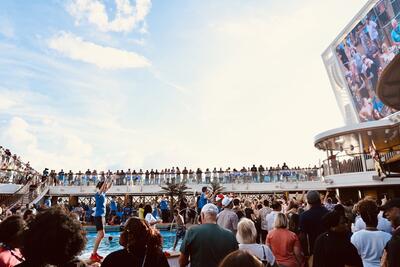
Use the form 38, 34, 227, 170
81, 230, 181, 259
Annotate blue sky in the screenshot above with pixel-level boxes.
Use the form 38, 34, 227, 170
0, 0, 366, 172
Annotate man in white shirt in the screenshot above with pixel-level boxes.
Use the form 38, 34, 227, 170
266, 201, 281, 231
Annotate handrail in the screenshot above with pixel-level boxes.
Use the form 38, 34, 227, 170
322, 149, 400, 176
0, 173, 44, 209
47, 168, 322, 187
46, 168, 320, 177
28, 181, 50, 205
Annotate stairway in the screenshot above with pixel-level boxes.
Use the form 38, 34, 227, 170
2, 177, 49, 210
30, 185, 49, 205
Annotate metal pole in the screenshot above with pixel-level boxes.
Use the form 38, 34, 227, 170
358, 133, 367, 172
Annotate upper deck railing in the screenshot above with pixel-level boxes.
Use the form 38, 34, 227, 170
322, 149, 400, 176
47, 168, 321, 187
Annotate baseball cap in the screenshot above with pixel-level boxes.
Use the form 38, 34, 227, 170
222, 197, 233, 207
215, 194, 224, 202
201, 203, 219, 214
380, 198, 400, 211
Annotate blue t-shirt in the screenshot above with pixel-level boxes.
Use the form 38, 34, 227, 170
44, 199, 51, 208
110, 200, 118, 212
123, 207, 132, 215
392, 26, 400, 43
152, 207, 159, 218
372, 96, 384, 113
95, 192, 106, 217
160, 200, 169, 211
197, 193, 208, 209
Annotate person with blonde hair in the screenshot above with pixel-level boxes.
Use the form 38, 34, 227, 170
237, 218, 277, 267
267, 213, 303, 267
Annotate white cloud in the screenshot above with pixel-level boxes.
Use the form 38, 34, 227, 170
48, 32, 151, 69
1, 116, 97, 171
67, 0, 151, 33
4, 117, 37, 149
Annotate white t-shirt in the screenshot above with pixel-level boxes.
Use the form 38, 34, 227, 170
350, 229, 391, 267
266, 210, 279, 231
239, 243, 275, 265
145, 213, 157, 227
353, 214, 393, 233
367, 20, 379, 41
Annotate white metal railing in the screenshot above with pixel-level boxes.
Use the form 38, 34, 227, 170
0, 146, 40, 184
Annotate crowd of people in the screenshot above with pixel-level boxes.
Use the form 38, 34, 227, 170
0, 146, 38, 185
1, 183, 400, 267
336, 0, 399, 122
42, 163, 320, 187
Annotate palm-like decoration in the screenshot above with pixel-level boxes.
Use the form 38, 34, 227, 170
160, 181, 190, 210
208, 181, 224, 200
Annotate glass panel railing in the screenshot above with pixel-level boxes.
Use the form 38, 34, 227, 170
322, 149, 400, 176
47, 168, 322, 187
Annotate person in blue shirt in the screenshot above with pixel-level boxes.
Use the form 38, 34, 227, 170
90, 179, 112, 263
160, 196, 170, 222
44, 197, 51, 208
391, 19, 400, 45
152, 203, 160, 219
110, 196, 118, 217
197, 186, 212, 215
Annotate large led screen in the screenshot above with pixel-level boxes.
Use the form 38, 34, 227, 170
335, 0, 399, 122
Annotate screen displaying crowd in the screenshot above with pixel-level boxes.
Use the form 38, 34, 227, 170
335, 0, 400, 122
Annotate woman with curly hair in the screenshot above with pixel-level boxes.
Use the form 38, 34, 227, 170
0, 215, 26, 266
101, 217, 169, 267
350, 199, 391, 267
15, 206, 87, 267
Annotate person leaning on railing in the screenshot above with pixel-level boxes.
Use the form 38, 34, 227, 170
42, 164, 323, 187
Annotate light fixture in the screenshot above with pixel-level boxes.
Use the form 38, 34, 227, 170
367, 131, 372, 136
335, 137, 344, 144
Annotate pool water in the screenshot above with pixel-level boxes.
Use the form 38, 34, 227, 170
81, 230, 182, 259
